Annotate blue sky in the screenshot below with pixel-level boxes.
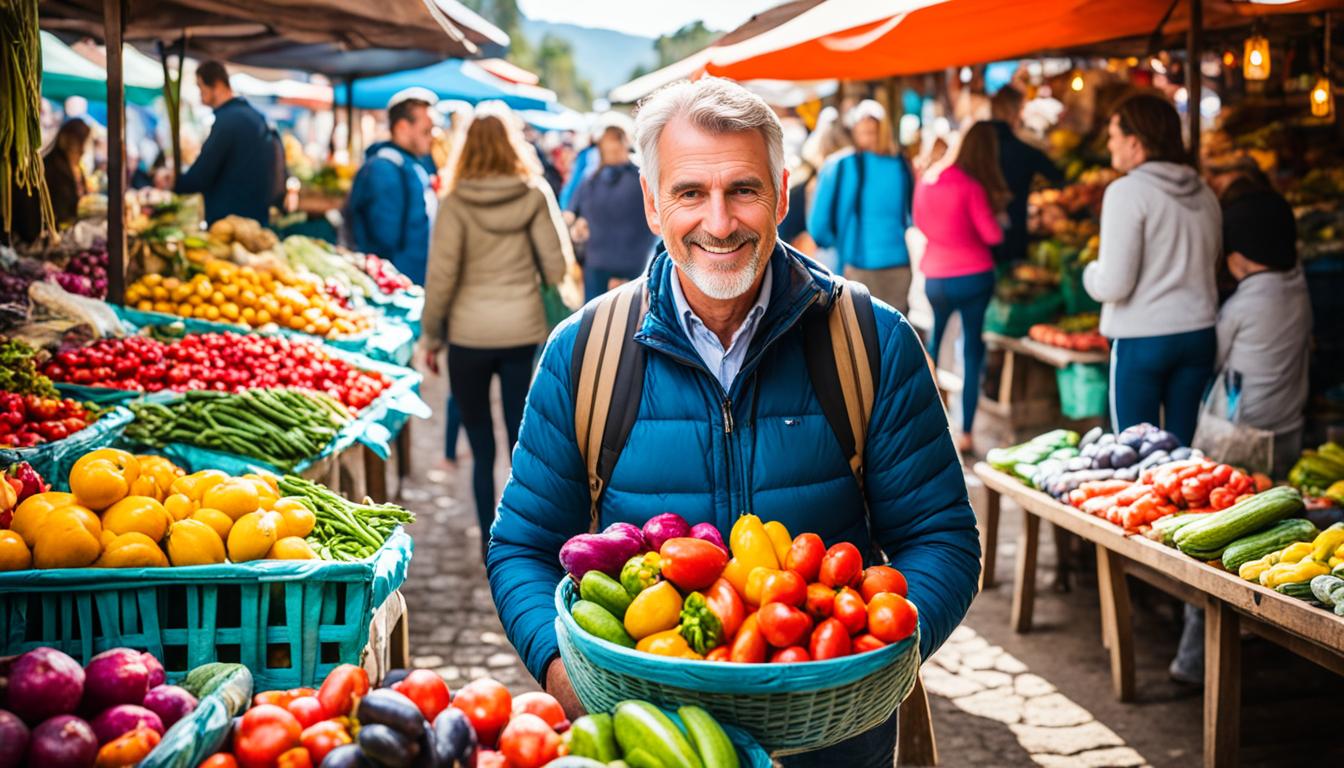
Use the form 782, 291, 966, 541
517, 0, 781, 38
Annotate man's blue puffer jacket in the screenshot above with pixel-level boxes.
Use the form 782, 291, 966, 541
486, 244, 980, 682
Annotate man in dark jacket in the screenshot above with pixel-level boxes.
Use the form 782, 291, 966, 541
567, 112, 654, 300
174, 61, 274, 225
486, 78, 980, 766
345, 89, 437, 286
989, 86, 1063, 266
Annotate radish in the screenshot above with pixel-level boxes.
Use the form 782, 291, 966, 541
6, 647, 84, 724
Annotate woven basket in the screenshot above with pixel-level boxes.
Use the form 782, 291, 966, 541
555, 579, 920, 755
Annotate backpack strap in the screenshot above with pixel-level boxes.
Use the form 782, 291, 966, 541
571, 279, 649, 532
803, 276, 882, 556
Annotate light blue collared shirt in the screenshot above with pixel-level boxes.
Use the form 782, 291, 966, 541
668, 265, 772, 392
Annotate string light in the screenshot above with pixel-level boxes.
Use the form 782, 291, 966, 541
1070, 72, 1085, 92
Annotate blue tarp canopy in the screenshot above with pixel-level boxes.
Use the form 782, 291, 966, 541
335, 59, 553, 111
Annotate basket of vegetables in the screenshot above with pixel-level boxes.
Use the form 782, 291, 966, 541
553, 513, 921, 755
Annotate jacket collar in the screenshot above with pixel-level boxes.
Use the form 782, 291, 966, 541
635, 242, 839, 389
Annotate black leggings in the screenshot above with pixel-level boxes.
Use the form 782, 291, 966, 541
447, 343, 537, 560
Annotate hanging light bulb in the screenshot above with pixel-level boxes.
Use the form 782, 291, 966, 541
1311, 75, 1334, 118
1222, 50, 1236, 68
1070, 71, 1085, 92
1244, 32, 1271, 80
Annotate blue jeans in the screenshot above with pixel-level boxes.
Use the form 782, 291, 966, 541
444, 395, 462, 461
1110, 327, 1216, 445
778, 707, 898, 768
925, 270, 995, 433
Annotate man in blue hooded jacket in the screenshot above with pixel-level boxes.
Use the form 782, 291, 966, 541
486, 78, 979, 766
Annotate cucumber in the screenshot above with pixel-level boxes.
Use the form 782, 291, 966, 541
1274, 581, 1320, 603
568, 713, 620, 762
1175, 486, 1303, 554
1151, 513, 1206, 546
677, 706, 739, 768
580, 570, 634, 620
613, 701, 704, 768
625, 749, 667, 768
1221, 519, 1319, 573
572, 600, 637, 648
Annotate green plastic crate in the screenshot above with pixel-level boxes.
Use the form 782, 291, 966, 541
1057, 362, 1109, 420
0, 528, 411, 692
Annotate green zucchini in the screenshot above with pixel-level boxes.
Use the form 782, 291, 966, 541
1174, 486, 1303, 555
1152, 513, 1207, 547
613, 701, 704, 768
1274, 580, 1319, 602
567, 714, 620, 762
677, 706, 739, 768
1221, 519, 1319, 572
580, 571, 634, 620
571, 600, 637, 648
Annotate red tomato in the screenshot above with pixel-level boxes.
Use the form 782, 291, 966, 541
785, 533, 825, 582
804, 583, 836, 622
497, 713, 560, 768
705, 646, 732, 662
819, 543, 863, 589
853, 633, 888, 654
757, 603, 813, 648
809, 618, 852, 660
452, 678, 513, 748
316, 664, 369, 719
476, 751, 511, 768
286, 696, 327, 729
659, 537, 729, 592
391, 669, 452, 722
860, 565, 909, 601
758, 570, 807, 608
299, 721, 352, 766
705, 578, 745, 640
769, 646, 812, 663
276, 747, 313, 768
729, 613, 768, 663
511, 691, 566, 729
234, 705, 302, 768
867, 592, 918, 643
198, 755, 239, 768
832, 587, 868, 635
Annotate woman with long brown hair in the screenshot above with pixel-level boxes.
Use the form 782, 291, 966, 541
47, 118, 93, 228
421, 105, 572, 560
912, 121, 1009, 453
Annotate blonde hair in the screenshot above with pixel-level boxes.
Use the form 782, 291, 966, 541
447, 105, 540, 191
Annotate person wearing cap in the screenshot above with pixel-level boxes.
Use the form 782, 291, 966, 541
173, 60, 275, 225
807, 99, 916, 314
566, 113, 655, 300
345, 88, 439, 286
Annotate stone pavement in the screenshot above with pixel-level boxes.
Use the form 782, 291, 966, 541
394, 369, 1343, 766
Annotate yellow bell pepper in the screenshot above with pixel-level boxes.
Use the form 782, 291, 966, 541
729, 515, 779, 573
636, 628, 703, 659
763, 521, 792, 566
721, 557, 752, 598
1260, 559, 1330, 588
1278, 542, 1314, 565
623, 581, 683, 640
1310, 526, 1344, 562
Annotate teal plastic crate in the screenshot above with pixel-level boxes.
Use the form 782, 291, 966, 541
0, 528, 411, 692
1057, 362, 1109, 420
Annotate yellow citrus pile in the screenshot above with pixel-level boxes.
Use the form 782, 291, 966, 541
0, 448, 320, 571
124, 259, 371, 338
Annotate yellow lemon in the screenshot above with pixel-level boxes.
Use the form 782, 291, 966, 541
267, 537, 318, 560
271, 497, 315, 538
226, 511, 280, 563
165, 519, 227, 567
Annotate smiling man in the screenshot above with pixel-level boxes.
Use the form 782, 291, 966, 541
486, 78, 979, 765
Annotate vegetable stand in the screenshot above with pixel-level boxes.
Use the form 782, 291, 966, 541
974, 462, 1344, 768
965, 332, 1108, 442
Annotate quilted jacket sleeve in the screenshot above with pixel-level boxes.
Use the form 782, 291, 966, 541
863, 310, 981, 660
485, 322, 592, 682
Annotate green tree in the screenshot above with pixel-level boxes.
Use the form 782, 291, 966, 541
653, 21, 718, 67
457, 0, 592, 110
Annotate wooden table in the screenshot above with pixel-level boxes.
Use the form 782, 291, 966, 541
974, 463, 1344, 768
978, 332, 1108, 441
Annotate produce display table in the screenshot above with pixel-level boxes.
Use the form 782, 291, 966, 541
973, 463, 1344, 768
979, 332, 1108, 440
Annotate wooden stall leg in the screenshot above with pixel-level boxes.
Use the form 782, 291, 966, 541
1052, 524, 1073, 592
980, 487, 1000, 591
1204, 598, 1241, 768
389, 603, 410, 670
1095, 546, 1135, 702
395, 423, 412, 499
1010, 510, 1040, 633
364, 445, 388, 504
898, 673, 939, 766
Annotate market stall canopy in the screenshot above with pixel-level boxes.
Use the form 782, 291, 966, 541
477, 57, 541, 86
702, 0, 1344, 82
40, 0, 508, 61
518, 107, 588, 133
41, 30, 162, 105
608, 0, 825, 103
335, 59, 556, 111
225, 44, 444, 79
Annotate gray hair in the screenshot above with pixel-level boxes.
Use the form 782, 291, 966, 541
634, 77, 785, 202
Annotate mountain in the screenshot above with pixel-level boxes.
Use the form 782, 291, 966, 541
519, 18, 657, 98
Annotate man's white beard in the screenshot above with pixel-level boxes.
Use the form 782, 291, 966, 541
676, 242, 765, 300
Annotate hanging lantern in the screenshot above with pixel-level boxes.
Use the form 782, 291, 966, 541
1311, 75, 1334, 118
1070, 71, 1085, 92
1222, 50, 1236, 68
1244, 34, 1271, 80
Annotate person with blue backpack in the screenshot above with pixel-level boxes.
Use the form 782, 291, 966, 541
345, 88, 439, 286
485, 78, 979, 766
807, 99, 916, 315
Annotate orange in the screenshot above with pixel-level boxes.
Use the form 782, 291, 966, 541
0, 531, 32, 571
202, 479, 261, 520
101, 496, 171, 542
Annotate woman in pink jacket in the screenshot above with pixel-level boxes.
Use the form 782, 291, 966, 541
914, 122, 1009, 452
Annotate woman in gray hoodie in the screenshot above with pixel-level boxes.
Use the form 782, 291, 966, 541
1083, 94, 1219, 444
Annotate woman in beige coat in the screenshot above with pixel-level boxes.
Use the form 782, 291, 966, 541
421, 109, 571, 559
